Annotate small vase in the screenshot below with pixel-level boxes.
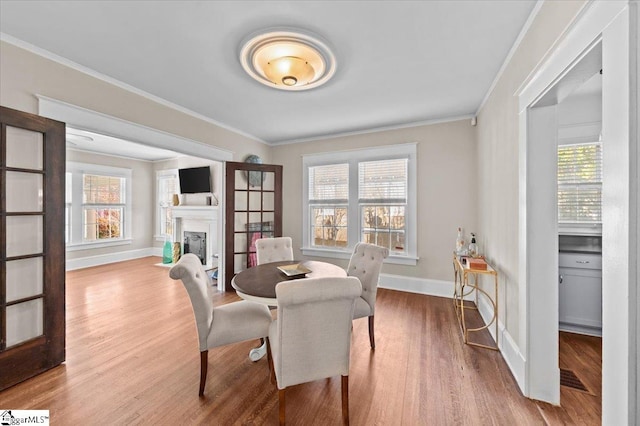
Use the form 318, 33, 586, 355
172, 242, 181, 263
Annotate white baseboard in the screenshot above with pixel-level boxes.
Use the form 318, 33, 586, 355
380, 272, 526, 395
477, 293, 526, 394
379, 273, 460, 299
66, 247, 159, 271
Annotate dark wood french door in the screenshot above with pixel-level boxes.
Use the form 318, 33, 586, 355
224, 161, 283, 291
0, 106, 66, 390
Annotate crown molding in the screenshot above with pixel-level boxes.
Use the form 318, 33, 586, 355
270, 114, 475, 146
475, 0, 545, 116
0, 32, 266, 145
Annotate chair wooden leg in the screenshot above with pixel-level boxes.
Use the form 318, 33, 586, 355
279, 388, 286, 425
368, 315, 375, 350
341, 375, 349, 426
199, 350, 208, 396
266, 337, 275, 384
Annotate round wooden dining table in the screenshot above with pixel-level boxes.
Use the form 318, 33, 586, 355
231, 260, 347, 361
231, 260, 347, 306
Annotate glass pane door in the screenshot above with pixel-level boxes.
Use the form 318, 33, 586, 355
224, 161, 282, 291
1, 106, 65, 390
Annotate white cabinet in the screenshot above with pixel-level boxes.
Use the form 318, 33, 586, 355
559, 252, 602, 335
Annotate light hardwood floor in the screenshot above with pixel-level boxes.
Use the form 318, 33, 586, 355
0, 257, 600, 425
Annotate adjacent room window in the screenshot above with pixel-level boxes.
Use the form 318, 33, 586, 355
65, 171, 72, 244
557, 142, 602, 231
156, 169, 179, 239
82, 174, 125, 241
302, 143, 417, 265
66, 162, 132, 249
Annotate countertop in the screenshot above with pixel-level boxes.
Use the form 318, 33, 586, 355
559, 235, 602, 254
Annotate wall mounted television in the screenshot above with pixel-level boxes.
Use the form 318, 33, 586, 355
178, 166, 211, 194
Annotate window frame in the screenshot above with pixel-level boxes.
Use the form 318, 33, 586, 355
66, 162, 133, 250
557, 141, 603, 236
302, 143, 418, 265
155, 168, 179, 241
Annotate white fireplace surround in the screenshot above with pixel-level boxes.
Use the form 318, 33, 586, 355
172, 206, 218, 269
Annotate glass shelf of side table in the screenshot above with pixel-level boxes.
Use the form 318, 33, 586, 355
452, 253, 499, 350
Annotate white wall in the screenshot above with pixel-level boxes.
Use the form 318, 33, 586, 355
272, 119, 477, 284
154, 157, 222, 201
557, 76, 602, 145
476, 0, 586, 349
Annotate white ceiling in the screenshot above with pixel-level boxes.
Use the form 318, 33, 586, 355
66, 127, 180, 161
0, 0, 537, 146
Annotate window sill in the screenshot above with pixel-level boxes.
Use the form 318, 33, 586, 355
558, 224, 602, 236
301, 247, 418, 266
66, 239, 133, 251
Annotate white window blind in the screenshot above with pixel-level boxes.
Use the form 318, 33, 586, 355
557, 142, 602, 223
358, 159, 408, 203
83, 174, 125, 204
309, 163, 349, 204
82, 174, 126, 241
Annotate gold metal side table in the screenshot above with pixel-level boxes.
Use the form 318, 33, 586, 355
452, 253, 499, 350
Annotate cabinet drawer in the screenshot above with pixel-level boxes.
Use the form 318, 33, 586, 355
559, 252, 602, 269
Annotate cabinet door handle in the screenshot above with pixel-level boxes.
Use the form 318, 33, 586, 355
559, 274, 563, 284
576, 260, 590, 264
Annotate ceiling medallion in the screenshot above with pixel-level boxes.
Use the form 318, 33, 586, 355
240, 29, 337, 91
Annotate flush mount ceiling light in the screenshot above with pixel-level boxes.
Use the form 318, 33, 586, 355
240, 29, 336, 91
66, 132, 94, 145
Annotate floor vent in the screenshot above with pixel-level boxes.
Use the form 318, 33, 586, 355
560, 368, 589, 393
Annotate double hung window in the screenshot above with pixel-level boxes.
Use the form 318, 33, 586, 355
156, 169, 178, 239
82, 174, 125, 241
557, 142, 602, 233
66, 162, 132, 249
303, 144, 417, 265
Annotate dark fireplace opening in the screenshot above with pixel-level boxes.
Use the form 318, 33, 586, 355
184, 231, 206, 265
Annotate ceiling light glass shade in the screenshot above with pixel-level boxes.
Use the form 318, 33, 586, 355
66, 133, 94, 143
240, 29, 336, 91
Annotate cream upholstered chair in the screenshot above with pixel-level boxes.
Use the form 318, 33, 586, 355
347, 242, 389, 349
255, 236, 294, 265
169, 254, 273, 396
267, 277, 362, 425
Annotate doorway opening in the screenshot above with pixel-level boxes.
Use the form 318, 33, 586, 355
518, 2, 636, 423
38, 96, 231, 286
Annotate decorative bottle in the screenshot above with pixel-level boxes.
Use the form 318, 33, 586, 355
162, 234, 173, 264
468, 233, 478, 257
455, 227, 465, 254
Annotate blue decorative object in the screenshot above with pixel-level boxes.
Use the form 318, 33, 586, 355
162, 236, 173, 264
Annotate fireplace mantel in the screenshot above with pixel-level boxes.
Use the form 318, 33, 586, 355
172, 205, 219, 215
172, 206, 218, 269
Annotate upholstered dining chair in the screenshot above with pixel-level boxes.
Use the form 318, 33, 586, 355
169, 253, 273, 396
267, 277, 362, 425
255, 236, 294, 265
347, 242, 389, 349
